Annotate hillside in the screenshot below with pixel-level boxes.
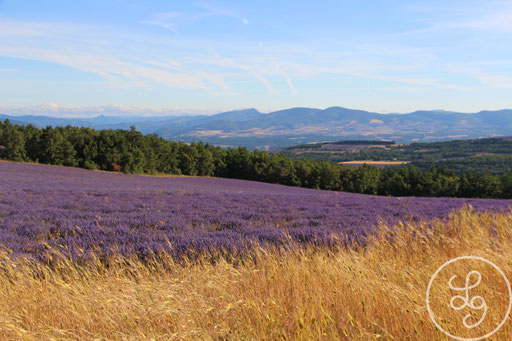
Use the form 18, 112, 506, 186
2, 122, 512, 198
278, 137, 512, 175
2, 106, 512, 149
2, 160, 511, 261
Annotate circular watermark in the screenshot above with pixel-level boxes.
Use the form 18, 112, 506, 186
426, 256, 512, 340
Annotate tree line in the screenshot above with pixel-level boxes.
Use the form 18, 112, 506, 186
281, 138, 512, 175
1, 119, 511, 199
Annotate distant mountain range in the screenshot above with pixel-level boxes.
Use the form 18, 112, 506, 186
2, 107, 512, 149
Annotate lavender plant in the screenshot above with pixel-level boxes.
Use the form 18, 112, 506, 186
1, 162, 511, 262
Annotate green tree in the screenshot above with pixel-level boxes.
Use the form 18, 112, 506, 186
0, 120, 27, 161
38, 127, 77, 166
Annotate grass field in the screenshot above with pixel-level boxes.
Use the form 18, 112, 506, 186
338, 160, 411, 167
1, 208, 512, 340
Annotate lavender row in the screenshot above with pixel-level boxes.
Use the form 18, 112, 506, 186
1, 161, 511, 261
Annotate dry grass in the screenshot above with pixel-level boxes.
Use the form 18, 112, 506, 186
1, 208, 512, 340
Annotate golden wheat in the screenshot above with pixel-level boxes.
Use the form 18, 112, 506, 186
1, 208, 511, 340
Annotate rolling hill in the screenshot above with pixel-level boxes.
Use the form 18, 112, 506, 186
278, 137, 512, 175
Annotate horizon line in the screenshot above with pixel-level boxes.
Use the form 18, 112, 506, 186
1, 104, 511, 119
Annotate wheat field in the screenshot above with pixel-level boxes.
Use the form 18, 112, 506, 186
1, 208, 512, 340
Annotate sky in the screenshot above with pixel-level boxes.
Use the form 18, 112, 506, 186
0, 0, 512, 116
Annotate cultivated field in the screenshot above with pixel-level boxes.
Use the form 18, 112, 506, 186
339, 160, 411, 168
1, 161, 512, 340
3, 161, 509, 261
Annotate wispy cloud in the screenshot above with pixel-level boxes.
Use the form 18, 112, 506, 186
143, 2, 248, 32
195, 1, 247, 23
202, 56, 275, 93
2, 0, 512, 113
477, 73, 512, 89
0, 103, 216, 117
0, 16, 498, 96
399, 1, 512, 36
0, 19, 230, 91
143, 13, 180, 32
0, 44, 212, 89
271, 59, 297, 95
138, 59, 184, 71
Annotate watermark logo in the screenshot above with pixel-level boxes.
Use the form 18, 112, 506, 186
426, 256, 512, 340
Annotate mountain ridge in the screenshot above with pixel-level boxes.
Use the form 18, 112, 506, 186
1, 107, 511, 149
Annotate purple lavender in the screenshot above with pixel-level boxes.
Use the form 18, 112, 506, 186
1, 161, 510, 262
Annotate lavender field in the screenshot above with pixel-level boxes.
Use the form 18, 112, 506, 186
1, 161, 511, 262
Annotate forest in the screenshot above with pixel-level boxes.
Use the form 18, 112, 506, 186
280, 138, 512, 175
1, 119, 511, 199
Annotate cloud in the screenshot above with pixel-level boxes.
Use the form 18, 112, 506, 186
200, 56, 275, 93
0, 44, 214, 89
0, 103, 215, 117
142, 11, 194, 32
271, 59, 297, 95
400, 2, 512, 36
144, 2, 248, 32
477, 73, 512, 89
0, 20, 235, 91
446, 10, 512, 32
200, 72, 230, 90
138, 59, 184, 71
1, 5, 508, 105
194, 2, 240, 20
235, 63, 275, 93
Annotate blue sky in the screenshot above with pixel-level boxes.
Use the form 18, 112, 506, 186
0, 0, 512, 115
